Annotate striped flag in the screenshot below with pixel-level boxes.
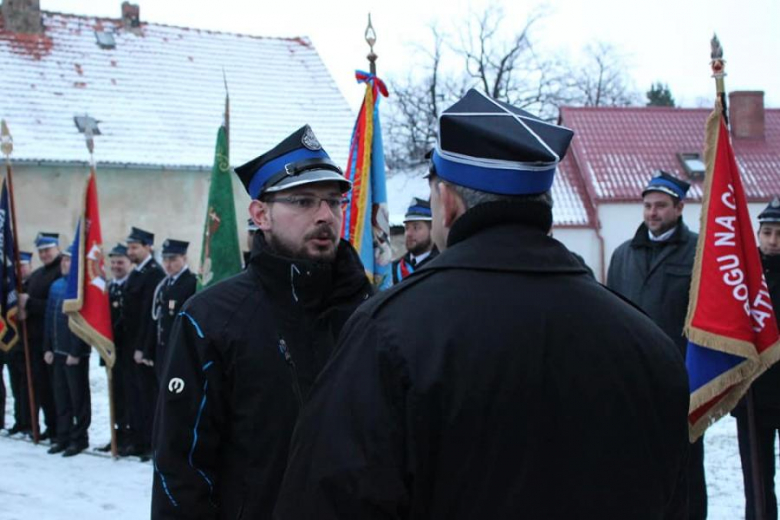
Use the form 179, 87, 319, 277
63, 171, 115, 367
684, 103, 780, 440
0, 179, 19, 352
341, 70, 392, 290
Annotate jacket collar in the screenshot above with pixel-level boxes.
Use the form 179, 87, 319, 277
761, 249, 780, 273
429, 201, 586, 274
248, 232, 371, 312
631, 218, 690, 248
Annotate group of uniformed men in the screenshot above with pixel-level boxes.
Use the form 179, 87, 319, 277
1, 228, 197, 460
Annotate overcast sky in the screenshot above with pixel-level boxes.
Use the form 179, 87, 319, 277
41, 0, 780, 111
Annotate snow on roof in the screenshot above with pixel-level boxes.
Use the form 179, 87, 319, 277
0, 11, 354, 168
559, 106, 780, 202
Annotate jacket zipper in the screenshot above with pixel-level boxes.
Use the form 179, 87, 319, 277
278, 338, 304, 406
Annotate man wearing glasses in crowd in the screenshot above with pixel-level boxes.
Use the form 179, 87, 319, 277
151, 125, 372, 519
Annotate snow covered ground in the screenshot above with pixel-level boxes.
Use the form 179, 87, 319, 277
0, 354, 775, 519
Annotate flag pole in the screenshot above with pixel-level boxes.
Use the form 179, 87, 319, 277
76, 117, 118, 458
711, 35, 766, 520
365, 14, 378, 76
1, 120, 40, 444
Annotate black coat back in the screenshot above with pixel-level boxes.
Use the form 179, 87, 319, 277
124, 256, 165, 356
24, 255, 63, 350
276, 203, 690, 520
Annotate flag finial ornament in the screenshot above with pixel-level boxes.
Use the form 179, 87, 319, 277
365, 14, 378, 75
1, 119, 12, 158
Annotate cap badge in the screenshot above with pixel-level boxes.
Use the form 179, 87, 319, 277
771, 197, 780, 209
301, 126, 321, 151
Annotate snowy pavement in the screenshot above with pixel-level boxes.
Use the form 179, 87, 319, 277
1, 355, 776, 519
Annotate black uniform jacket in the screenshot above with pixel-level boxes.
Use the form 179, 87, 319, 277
733, 251, 780, 426
607, 219, 697, 355
151, 233, 372, 520
109, 279, 127, 351
275, 202, 690, 520
152, 267, 197, 364
124, 257, 165, 359
24, 255, 62, 351
391, 247, 439, 284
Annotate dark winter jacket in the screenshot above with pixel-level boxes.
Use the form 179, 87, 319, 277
151, 233, 372, 520
24, 255, 63, 351
733, 250, 780, 426
391, 247, 439, 284
124, 256, 165, 360
43, 276, 89, 357
275, 201, 690, 520
607, 219, 698, 355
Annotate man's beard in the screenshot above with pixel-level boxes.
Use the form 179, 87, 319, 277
267, 224, 339, 263
407, 237, 432, 257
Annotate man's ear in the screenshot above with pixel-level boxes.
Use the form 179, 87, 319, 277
438, 182, 466, 229
675, 200, 685, 217
249, 200, 272, 231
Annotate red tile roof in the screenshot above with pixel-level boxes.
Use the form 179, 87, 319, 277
559, 106, 780, 203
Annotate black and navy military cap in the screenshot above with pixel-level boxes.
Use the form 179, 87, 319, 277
127, 227, 154, 246
19, 251, 33, 264
34, 232, 59, 250
247, 218, 259, 233
758, 196, 780, 223
108, 243, 129, 258
234, 125, 351, 199
404, 197, 432, 222
430, 89, 574, 195
162, 239, 189, 257
642, 170, 691, 201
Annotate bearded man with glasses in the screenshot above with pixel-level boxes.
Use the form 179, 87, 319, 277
151, 125, 372, 519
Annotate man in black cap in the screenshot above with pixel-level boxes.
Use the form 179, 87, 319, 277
607, 169, 705, 520
97, 243, 133, 452
275, 90, 689, 519
123, 227, 164, 459
391, 197, 438, 284
731, 196, 780, 519
151, 125, 372, 519
18, 232, 63, 440
151, 239, 196, 380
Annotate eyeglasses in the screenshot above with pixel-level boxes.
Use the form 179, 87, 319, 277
266, 195, 347, 214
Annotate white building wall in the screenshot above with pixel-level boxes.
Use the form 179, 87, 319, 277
551, 227, 602, 278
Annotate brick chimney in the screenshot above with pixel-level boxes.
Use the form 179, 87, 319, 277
121, 2, 140, 28
729, 91, 765, 140
1, 0, 42, 34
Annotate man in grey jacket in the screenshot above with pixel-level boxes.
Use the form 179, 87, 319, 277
607, 170, 704, 520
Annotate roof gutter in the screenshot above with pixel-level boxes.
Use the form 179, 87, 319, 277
11, 159, 211, 172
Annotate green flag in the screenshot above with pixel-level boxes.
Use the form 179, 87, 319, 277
198, 125, 242, 289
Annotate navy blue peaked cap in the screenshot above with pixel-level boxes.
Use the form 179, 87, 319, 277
235, 125, 351, 199
642, 170, 691, 201
108, 243, 129, 257
404, 197, 432, 222
19, 251, 33, 263
431, 89, 574, 195
34, 232, 59, 250
127, 227, 154, 246
162, 239, 189, 257
759, 196, 780, 223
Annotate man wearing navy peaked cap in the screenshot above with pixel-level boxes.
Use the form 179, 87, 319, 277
391, 197, 439, 284
608, 169, 705, 519
152, 125, 372, 519
276, 90, 689, 519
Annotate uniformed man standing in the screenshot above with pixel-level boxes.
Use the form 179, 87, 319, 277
97, 243, 133, 452
607, 170, 705, 520
152, 125, 372, 519
123, 227, 164, 459
3, 251, 33, 435
275, 90, 689, 520
19, 233, 62, 440
391, 197, 439, 284
732, 197, 780, 520
151, 239, 196, 380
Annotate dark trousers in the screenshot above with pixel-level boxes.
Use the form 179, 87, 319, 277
30, 348, 57, 435
52, 354, 91, 447
7, 349, 31, 430
104, 344, 129, 435
688, 436, 708, 520
737, 415, 779, 520
124, 350, 158, 449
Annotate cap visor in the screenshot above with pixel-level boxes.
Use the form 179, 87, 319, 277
264, 169, 352, 194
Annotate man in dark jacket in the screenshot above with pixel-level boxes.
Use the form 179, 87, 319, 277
3, 251, 33, 435
123, 227, 165, 459
151, 125, 372, 519
19, 233, 62, 440
607, 170, 706, 520
391, 197, 438, 284
732, 196, 780, 520
151, 239, 197, 380
275, 90, 690, 520
42, 246, 91, 456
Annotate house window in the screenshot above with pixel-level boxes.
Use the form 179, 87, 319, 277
95, 31, 116, 49
678, 152, 706, 179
